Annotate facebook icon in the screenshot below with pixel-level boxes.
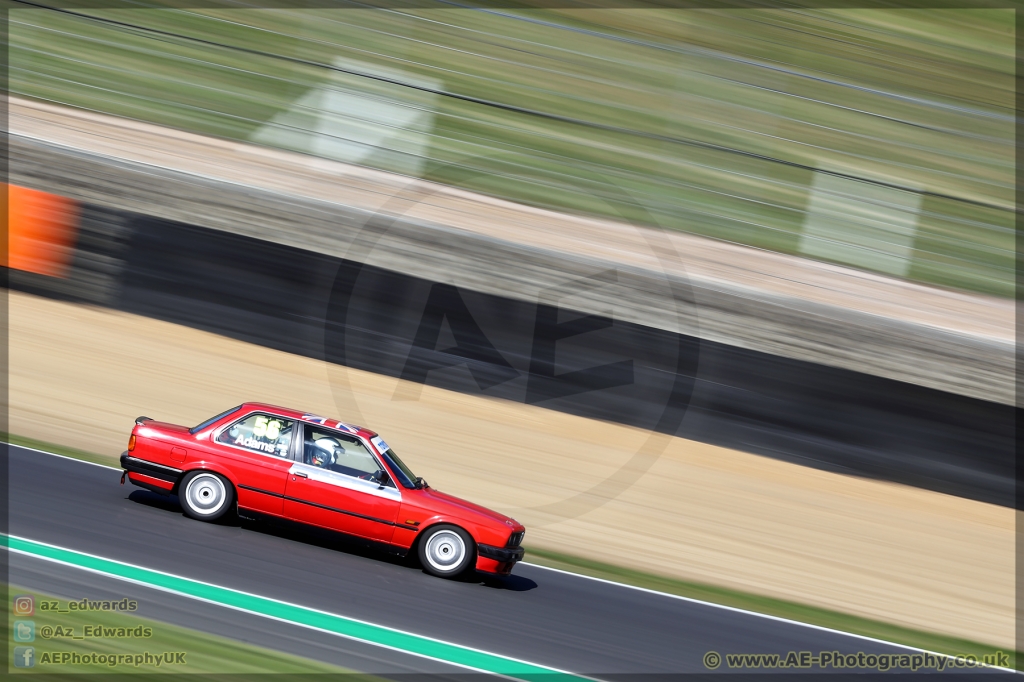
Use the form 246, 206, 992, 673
14, 646, 35, 668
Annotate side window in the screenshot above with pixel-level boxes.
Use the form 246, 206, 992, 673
218, 413, 294, 458
303, 427, 383, 480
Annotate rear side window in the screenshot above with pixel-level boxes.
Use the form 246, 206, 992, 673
190, 405, 242, 434
218, 413, 294, 458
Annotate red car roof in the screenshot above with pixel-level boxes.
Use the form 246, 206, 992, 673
239, 402, 378, 439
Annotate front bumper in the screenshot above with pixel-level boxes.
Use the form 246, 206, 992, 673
477, 543, 525, 563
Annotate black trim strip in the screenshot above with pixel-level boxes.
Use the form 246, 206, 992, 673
120, 455, 183, 483
235, 508, 411, 558
238, 484, 283, 498
478, 544, 525, 563
237, 484, 419, 531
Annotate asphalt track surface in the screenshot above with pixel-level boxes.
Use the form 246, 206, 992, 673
8, 446, 1008, 676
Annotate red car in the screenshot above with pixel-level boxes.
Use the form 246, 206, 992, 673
120, 403, 525, 578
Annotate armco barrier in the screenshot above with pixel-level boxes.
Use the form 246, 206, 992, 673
7, 205, 1015, 508
10, 130, 1012, 406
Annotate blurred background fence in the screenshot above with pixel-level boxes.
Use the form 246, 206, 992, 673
11, 3, 1014, 296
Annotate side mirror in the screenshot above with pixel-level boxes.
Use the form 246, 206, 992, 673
373, 470, 389, 488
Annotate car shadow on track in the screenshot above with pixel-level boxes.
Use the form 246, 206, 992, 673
127, 489, 184, 514
126, 490, 537, 591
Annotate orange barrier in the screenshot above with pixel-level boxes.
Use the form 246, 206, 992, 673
7, 184, 79, 278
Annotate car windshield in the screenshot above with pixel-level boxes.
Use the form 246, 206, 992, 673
190, 405, 242, 434
380, 448, 420, 489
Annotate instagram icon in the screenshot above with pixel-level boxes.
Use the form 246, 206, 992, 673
12, 595, 34, 617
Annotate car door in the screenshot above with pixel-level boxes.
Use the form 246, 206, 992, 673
208, 411, 297, 516
283, 423, 401, 542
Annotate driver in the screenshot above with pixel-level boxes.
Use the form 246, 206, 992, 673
308, 437, 341, 468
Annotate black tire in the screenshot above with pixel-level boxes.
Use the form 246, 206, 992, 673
178, 471, 234, 522
417, 524, 475, 578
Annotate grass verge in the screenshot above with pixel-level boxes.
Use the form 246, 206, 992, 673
5, 433, 119, 468
7, 432, 1016, 670
9, 5, 1014, 296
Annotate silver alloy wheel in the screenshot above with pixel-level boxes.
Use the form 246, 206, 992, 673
184, 473, 227, 516
423, 529, 466, 573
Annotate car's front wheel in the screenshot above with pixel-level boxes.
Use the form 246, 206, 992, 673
418, 525, 474, 578
179, 471, 234, 522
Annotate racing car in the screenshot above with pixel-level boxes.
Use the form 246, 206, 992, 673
120, 403, 525, 578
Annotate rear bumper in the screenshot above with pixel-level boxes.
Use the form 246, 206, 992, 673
477, 543, 525, 563
121, 454, 184, 490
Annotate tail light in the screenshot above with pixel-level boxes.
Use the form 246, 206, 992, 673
128, 434, 136, 452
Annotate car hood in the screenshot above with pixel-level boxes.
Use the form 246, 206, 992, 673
415, 487, 519, 527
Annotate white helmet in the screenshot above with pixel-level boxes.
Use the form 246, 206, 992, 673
310, 437, 341, 467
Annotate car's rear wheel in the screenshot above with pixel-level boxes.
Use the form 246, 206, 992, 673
418, 525, 474, 578
179, 471, 234, 522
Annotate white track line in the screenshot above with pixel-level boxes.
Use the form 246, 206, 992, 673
13, 443, 1017, 674
10, 443, 121, 470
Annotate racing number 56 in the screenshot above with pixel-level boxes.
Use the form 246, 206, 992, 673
252, 415, 282, 441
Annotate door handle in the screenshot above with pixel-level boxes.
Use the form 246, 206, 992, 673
294, 472, 308, 478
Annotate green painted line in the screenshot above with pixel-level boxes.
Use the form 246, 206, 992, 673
5, 534, 588, 680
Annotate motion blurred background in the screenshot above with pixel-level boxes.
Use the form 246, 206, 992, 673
6, 2, 1015, 657
13, 4, 1013, 293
